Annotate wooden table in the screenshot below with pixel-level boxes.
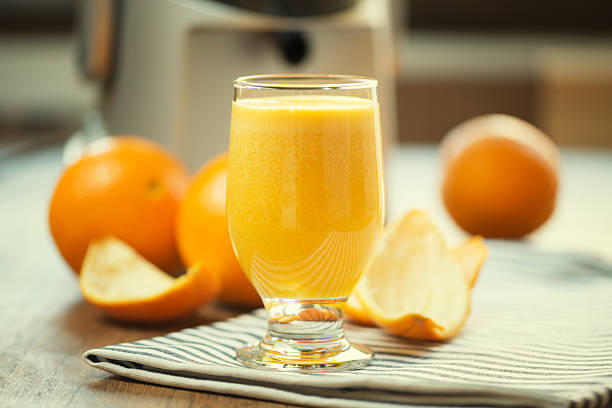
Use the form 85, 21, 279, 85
2, 136, 611, 407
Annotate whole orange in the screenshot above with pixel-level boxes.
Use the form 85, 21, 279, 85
176, 153, 261, 308
441, 114, 560, 239
49, 136, 190, 274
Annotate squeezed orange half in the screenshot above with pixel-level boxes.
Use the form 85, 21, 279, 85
227, 95, 384, 300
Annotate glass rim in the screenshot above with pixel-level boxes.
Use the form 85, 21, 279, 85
234, 74, 378, 90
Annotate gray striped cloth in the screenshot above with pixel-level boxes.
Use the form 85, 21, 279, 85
83, 242, 612, 408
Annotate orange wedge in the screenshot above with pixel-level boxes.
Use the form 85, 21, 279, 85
80, 237, 220, 322
453, 236, 488, 288
355, 210, 471, 340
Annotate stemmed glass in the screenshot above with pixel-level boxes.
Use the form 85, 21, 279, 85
227, 74, 384, 371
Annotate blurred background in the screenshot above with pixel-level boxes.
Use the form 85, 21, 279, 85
1, 0, 611, 256
2, 0, 611, 149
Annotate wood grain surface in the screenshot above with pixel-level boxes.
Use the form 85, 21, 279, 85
0, 139, 297, 408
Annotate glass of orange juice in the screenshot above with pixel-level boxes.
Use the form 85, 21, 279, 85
227, 74, 384, 371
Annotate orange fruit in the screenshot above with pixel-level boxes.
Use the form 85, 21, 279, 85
49, 136, 190, 274
441, 114, 560, 239
176, 153, 261, 308
80, 237, 220, 322
453, 236, 487, 288
355, 210, 471, 340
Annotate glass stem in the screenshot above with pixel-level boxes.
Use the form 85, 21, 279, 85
263, 298, 349, 357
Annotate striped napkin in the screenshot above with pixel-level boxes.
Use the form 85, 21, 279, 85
83, 242, 612, 408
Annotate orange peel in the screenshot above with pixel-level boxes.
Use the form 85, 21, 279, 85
354, 210, 472, 340
80, 237, 220, 322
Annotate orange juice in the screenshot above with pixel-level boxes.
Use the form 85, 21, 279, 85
227, 95, 384, 300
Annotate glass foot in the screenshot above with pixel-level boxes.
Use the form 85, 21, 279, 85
236, 298, 374, 372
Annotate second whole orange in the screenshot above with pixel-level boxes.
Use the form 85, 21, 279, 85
440, 114, 560, 239
176, 153, 261, 308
